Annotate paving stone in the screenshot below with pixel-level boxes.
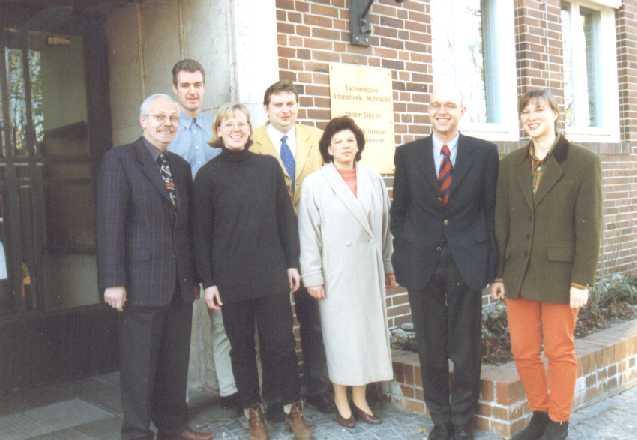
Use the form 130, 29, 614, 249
2, 373, 637, 439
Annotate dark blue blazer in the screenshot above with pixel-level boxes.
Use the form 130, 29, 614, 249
390, 134, 499, 291
96, 137, 197, 307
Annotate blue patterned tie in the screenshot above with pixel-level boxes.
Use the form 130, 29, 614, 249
280, 135, 296, 192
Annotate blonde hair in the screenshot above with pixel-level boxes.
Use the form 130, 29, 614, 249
209, 103, 253, 148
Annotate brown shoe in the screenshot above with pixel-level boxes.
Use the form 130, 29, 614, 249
285, 401, 313, 439
336, 410, 356, 429
352, 404, 382, 425
247, 405, 269, 440
157, 428, 214, 440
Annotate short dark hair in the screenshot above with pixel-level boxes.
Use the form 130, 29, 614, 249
172, 59, 205, 86
518, 88, 559, 115
518, 88, 560, 132
263, 80, 298, 106
318, 116, 365, 163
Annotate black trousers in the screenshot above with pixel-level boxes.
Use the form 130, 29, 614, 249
222, 292, 301, 409
407, 247, 482, 428
119, 295, 193, 440
262, 287, 330, 404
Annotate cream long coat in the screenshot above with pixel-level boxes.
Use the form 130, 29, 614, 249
298, 163, 394, 386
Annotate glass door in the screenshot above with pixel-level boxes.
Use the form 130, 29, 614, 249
0, 23, 101, 314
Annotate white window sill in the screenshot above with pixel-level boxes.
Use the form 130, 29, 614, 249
461, 122, 520, 143
564, 127, 620, 144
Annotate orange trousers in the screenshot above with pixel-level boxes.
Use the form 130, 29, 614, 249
506, 298, 579, 422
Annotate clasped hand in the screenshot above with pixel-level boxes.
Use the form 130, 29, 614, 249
204, 268, 301, 310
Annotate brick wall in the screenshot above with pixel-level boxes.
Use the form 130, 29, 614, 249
276, 0, 637, 332
599, 156, 637, 274
276, 0, 431, 145
617, 1, 637, 152
514, 0, 564, 96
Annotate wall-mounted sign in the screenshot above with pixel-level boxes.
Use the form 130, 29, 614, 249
329, 63, 395, 174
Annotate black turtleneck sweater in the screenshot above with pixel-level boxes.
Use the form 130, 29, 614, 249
193, 148, 299, 303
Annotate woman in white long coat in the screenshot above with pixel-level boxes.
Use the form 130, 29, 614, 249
298, 116, 395, 429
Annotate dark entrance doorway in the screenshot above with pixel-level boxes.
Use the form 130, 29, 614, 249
0, 1, 118, 392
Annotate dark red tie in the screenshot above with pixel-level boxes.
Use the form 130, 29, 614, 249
438, 144, 452, 206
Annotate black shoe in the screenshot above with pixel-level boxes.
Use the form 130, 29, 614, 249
539, 420, 568, 440
428, 423, 453, 440
513, 411, 549, 440
266, 401, 285, 422
220, 392, 241, 412
306, 394, 336, 413
453, 425, 473, 440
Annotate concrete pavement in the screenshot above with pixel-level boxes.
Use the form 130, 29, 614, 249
0, 372, 635, 439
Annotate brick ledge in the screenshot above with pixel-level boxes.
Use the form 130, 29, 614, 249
390, 318, 637, 438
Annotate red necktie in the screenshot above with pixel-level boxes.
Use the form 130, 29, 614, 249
438, 144, 452, 206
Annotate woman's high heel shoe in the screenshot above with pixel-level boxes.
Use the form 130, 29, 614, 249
352, 404, 382, 425
335, 409, 356, 428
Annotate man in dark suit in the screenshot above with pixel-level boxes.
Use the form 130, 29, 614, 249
96, 94, 213, 440
390, 86, 498, 440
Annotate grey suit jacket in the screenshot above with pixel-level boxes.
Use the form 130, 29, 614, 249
96, 137, 197, 307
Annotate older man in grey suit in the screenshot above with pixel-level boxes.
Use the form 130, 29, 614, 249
96, 94, 213, 440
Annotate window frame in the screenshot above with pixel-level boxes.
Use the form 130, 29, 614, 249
431, 0, 519, 142
560, 0, 621, 143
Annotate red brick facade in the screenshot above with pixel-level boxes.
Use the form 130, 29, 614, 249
276, 0, 637, 323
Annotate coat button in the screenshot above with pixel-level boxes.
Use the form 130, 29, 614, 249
523, 251, 528, 257
435, 246, 442, 252
525, 233, 530, 239
443, 219, 449, 226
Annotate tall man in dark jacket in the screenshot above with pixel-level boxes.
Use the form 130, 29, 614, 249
96, 93, 212, 440
390, 86, 499, 440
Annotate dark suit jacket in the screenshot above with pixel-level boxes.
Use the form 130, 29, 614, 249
390, 134, 499, 291
96, 137, 197, 307
495, 136, 602, 304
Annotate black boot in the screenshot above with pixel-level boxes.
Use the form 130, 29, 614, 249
428, 422, 453, 440
512, 411, 549, 440
539, 419, 568, 440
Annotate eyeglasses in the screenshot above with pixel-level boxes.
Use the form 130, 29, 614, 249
148, 114, 180, 124
221, 121, 249, 131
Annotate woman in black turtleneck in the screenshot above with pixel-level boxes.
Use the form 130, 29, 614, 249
193, 103, 311, 438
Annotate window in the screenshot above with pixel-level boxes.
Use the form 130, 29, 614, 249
431, 0, 518, 141
560, 0, 620, 142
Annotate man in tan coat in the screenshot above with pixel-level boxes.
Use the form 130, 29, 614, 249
251, 80, 334, 418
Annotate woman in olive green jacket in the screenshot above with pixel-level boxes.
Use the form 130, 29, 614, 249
491, 89, 601, 440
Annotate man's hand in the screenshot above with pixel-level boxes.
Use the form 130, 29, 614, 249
288, 268, 301, 293
490, 281, 506, 300
104, 286, 127, 311
307, 285, 326, 300
204, 285, 223, 310
570, 286, 590, 309
385, 273, 397, 288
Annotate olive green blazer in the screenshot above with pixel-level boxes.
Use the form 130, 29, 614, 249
495, 136, 602, 304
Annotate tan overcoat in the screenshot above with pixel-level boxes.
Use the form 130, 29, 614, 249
251, 124, 323, 210
495, 136, 602, 304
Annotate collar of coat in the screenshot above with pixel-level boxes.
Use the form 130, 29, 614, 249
518, 134, 569, 164
512, 134, 570, 207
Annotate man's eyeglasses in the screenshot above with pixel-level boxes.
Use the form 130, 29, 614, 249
148, 114, 180, 124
